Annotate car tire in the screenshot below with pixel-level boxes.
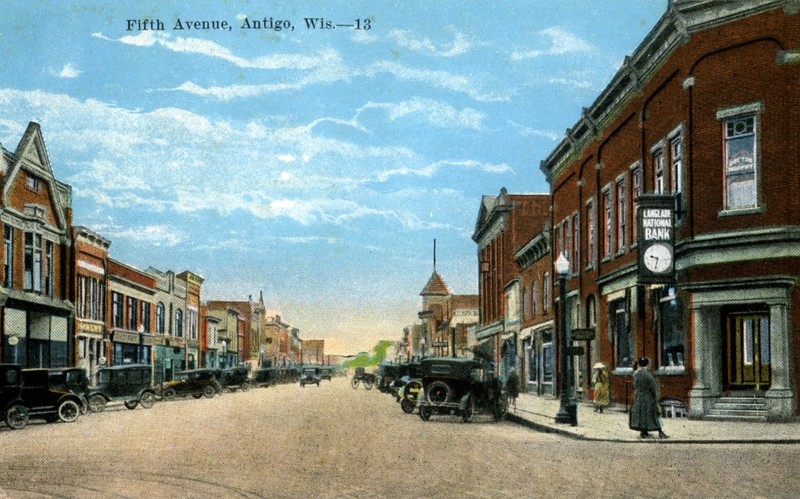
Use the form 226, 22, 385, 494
401, 397, 415, 414
363, 378, 374, 390
79, 395, 88, 415
351, 378, 359, 389
493, 393, 509, 421
203, 384, 216, 398
426, 381, 452, 405
140, 391, 156, 409
58, 399, 81, 423
192, 393, 203, 399
419, 405, 432, 421
124, 400, 138, 410
88, 394, 107, 413
5, 403, 28, 430
162, 388, 177, 401
241, 381, 251, 392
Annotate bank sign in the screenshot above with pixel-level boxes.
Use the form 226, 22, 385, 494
637, 194, 675, 284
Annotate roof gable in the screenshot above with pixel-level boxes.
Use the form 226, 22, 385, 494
420, 271, 450, 296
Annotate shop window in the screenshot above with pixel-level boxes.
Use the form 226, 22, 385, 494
657, 287, 685, 368
542, 342, 554, 383
611, 297, 633, 368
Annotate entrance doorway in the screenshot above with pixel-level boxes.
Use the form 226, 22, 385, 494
725, 310, 770, 391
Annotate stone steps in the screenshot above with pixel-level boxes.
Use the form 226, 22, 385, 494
707, 395, 767, 421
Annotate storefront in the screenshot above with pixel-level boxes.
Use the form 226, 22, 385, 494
1, 295, 72, 368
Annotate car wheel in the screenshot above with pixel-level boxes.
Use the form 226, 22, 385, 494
162, 388, 177, 401
241, 381, 251, 392
5, 403, 28, 430
192, 393, 203, 399
351, 378, 359, 389
461, 395, 475, 423
58, 399, 81, 423
79, 395, 88, 415
363, 378, 374, 390
203, 384, 216, 398
419, 405, 432, 421
88, 394, 107, 413
124, 400, 139, 410
140, 391, 156, 409
426, 381, 452, 405
401, 397, 415, 414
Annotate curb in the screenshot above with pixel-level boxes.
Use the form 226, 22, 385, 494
506, 412, 800, 444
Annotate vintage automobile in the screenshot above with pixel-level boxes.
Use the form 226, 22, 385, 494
161, 368, 222, 400
417, 357, 509, 423
219, 367, 252, 392
350, 366, 376, 390
48, 367, 90, 414
20, 368, 85, 423
319, 366, 333, 381
299, 367, 321, 387
88, 364, 157, 412
0, 364, 28, 430
252, 367, 280, 387
377, 362, 404, 393
398, 377, 423, 414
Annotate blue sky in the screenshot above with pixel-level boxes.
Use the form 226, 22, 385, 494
0, 1, 666, 354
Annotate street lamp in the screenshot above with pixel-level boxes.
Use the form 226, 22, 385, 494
553, 252, 577, 426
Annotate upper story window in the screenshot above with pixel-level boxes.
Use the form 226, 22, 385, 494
630, 165, 642, 243
127, 296, 138, 331
156, 302, 166, 333
543, 273, 551, 313
602, 188, 613, 258
188, 308, 199, 340
724, 114, 758, 210
532, 280, 540, 317
26, 173, 42, 193
653, 149, 665, 194
142, 302, 152, 333
112, 292, 124, 328
24, 232, 42, 292
175, 309, 184, 338
571, 213, 579, 273
77, 275, 105, 321
586, 198, 596, 268
4, 225, 14, 288
615, 178, 626, 253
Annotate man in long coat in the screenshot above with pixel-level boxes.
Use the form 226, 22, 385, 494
629, 357, 668, 439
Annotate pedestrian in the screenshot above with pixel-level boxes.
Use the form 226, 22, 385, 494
629, 357, 668, 439
592, 362, 610, 413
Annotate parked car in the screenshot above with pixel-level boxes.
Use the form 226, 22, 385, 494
417, 357, 508, 423
0, 364, 28, 429
219, 367, 252, 392
20, 368, 85, 423
48, 367, 90, 414
161, 368, 222, 400
88, 364, 157, 412
252, 367, 280, 387
299, 367, 321, 387
319, 367, 333, 381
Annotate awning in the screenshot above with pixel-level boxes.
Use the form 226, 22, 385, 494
472, 338, 495, 361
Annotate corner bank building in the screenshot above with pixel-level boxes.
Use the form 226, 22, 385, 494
540, 1, 800, 420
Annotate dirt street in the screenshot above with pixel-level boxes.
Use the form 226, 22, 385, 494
1, 376, 799, 498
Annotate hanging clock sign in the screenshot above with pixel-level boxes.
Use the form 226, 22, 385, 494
637, 194, 675, 284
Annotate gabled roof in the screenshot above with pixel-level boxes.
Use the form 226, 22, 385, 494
420, 271, 450, 296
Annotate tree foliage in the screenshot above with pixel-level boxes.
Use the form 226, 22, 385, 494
342, 340, 394, 368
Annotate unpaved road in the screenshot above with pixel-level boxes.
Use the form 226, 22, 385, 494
1, 376, 799, 498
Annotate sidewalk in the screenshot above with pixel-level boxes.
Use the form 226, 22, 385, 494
508, 393, 800, 443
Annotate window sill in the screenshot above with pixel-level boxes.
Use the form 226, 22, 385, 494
615, 249, 627, 257
655, 366, 687, 376
718, 206, 765, 218
612, 367, 634, 376
601, 256, 612, 263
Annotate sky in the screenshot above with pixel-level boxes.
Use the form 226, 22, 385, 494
0, 1, 667, 354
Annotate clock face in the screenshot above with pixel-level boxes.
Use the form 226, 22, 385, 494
644, 243, 673, 273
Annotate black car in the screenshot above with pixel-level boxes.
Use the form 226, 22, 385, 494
219, 367, 252, 392
48, 367, 90, 415
88, 364, 157, 412
319, 367, 333, 381
299, 367, 321, 387
161, 368, 222, 400
20, 368, 85, 423
252, 367, 280, 387
417, 357, 508, 423
0, 364, 28, 430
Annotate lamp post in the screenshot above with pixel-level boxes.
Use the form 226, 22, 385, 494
553, 252, 577, 425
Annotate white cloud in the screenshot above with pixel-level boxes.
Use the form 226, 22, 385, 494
389, 29, 472, 57
366, 61, 509, 102
377, 159, 512, 182
359, 98, 484, 130
511, 26, 594, 60
58, 63, 81, 78
90, 223, 185, 247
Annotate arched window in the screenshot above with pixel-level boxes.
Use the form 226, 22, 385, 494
156, 302, 166, 334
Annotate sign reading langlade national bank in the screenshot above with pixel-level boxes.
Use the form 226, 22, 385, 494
637, 194, 675, 284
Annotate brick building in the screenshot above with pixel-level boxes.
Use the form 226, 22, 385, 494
107, 259, 156, 368
302, 339, 325, 365
540, 0, 800, 419
73, 226, 110, 381
472, 189, 550, 381
0, 122, 74, 368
